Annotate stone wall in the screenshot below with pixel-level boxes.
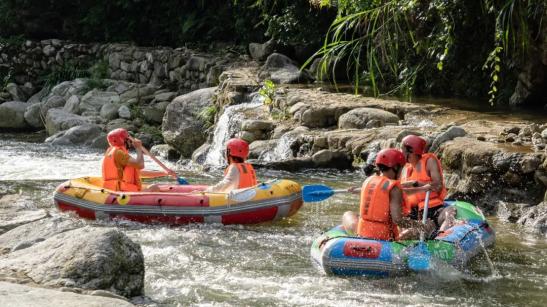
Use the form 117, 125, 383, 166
0, 39, 238, 95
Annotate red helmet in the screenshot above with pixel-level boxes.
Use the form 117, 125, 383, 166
375, 148, 406, 168
107, 128, 129, 147
226, 138, 249, 159
401, 135, 427, 155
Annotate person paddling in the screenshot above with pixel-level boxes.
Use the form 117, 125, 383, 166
205, 138, 257, 193
399, 135, 455, 233
342, 148, 432, 240
102, 128, 175, 192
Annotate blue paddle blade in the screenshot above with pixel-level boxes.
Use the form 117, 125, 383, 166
302, 185, 334, 202
408, 242, 431, 272
177, 177, 189, 185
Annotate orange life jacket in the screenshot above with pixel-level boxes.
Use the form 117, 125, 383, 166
357, 175, 400, 241
224, 163, 257, 189
102, 146, 141, 192
400, 153, 447, 211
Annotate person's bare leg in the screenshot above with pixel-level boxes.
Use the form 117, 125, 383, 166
142, 184, 161, 192
438, 207, 456, 232
341, 211, 358, 234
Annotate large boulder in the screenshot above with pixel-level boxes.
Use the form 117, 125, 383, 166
517, 202, 547, 235
79, 90, 120, 114
45, 124, 104, 147
45, 108, 90, 135
162, 87, 216, 157
0, 227, 144, 297
0, 282, 134, 307
0, 101, 29, 130
258, 53, 312, 84
337, 107, 399, 129
100, 102, 120, 121
142, 101, 170, 124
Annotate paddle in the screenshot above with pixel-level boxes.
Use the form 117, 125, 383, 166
408, 190, 432, 272
138, 144, 189, 185
302, 184, 357, 202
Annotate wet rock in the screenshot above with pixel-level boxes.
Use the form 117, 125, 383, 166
45, 108, 90, 135
312, 149, 353, 169
249, 140, 278, 159
0, 101, 29, 130
45, 124, 104, 147
271, 125, 292, 139
258, 53, 312, 84
338, 107, 399, 129
0, 194, 49, 236
254, 157, 315, 171
429, 126, 467, 152
0, 282, 134, 307
90, 133, 109, 150
0, 227, 144, 297
191, 143, 210, 164
162, 87, 216, 157
519, 156, 542, 174
542, 128, 547, 140
504, 126, 521, 135
505, 133, 517, 143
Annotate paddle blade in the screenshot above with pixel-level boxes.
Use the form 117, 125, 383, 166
302, 185, 335, 202
408, 242, 431, 272
177, 177, 189, 185
227, 188, 257, 202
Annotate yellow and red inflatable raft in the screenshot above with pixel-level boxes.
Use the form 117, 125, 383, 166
54, 177, 303, 225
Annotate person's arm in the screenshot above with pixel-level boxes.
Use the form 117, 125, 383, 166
390, 186, 428, 230
205, 166, 240, 193
127, 139, 145, 169
140, 170, 170, 178
426, 157, 442, 192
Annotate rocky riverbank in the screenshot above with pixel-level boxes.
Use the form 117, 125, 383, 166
0, 38, 546, 304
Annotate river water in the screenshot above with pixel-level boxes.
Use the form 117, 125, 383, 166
1, 133, 546, 306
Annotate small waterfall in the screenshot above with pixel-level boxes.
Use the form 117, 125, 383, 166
261, 133, 295, 162
204, 97, 263, 167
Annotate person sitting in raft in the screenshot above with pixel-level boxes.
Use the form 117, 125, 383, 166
102, 128, 175, 192
399, 135, 455, 233
342, 148, 433, 241
205, 138, 257, 193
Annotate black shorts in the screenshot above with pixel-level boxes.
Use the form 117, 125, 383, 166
409, 205, 444, 228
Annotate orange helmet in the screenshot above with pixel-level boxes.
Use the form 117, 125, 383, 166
226, 138, 249, 159
107, 128, 129, 147
401, 135, 427, 155
375, 148, 406, 168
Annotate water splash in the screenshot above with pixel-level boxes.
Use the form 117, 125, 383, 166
204, 97, 263, 167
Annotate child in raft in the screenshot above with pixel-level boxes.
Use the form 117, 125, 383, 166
205, 138, 257, 193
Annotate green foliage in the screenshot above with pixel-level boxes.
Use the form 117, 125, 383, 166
197, 105, 219, 128
39, 61, 89, 89
306, 0, 544, 103
1, 68, 12, 91
85, 59, 110, 90
258, 79, 276, 106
